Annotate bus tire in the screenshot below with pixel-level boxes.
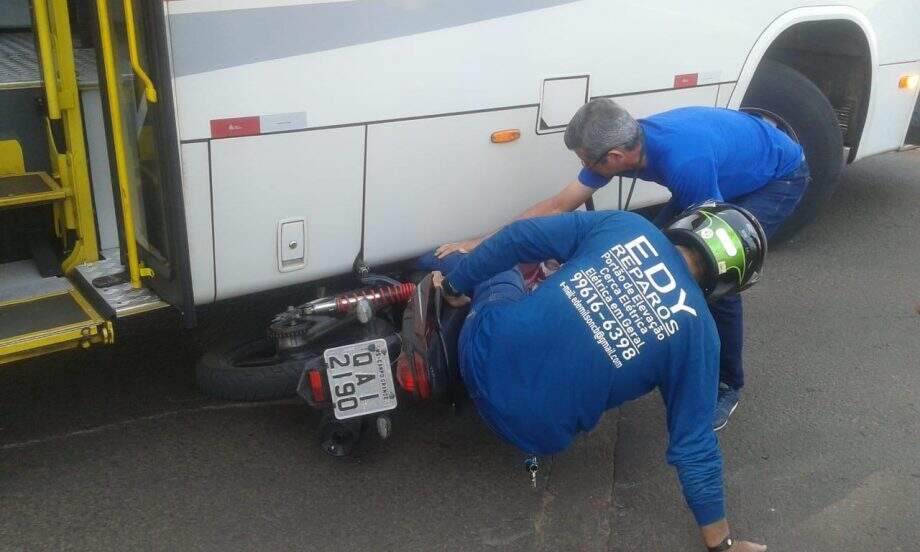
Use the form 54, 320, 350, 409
741, 60, 844, 243
196, 337, 310, 401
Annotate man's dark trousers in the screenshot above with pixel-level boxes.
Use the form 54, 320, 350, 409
709, 160, 811, 389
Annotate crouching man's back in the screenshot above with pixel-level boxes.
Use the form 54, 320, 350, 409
449, 211, 724, 525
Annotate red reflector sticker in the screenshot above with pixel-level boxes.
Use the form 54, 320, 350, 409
673, 73, 699, 89
210, 116, 261, 139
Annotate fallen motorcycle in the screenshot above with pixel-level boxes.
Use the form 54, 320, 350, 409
196, 276, 467, 457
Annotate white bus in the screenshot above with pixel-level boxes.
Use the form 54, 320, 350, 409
1, 0, 918, 368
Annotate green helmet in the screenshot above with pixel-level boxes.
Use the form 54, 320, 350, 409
663, 201, 767, 302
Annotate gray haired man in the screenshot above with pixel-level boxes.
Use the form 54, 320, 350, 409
437, 98, 810, 431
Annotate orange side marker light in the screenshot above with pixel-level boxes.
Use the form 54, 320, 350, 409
491, 129, 521, 143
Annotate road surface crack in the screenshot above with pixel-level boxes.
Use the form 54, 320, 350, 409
605, 412, 623, 552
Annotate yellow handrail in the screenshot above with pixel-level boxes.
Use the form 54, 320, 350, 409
32, 0, 61, 119
95, 0, 146, 287
122, 0, 158, 103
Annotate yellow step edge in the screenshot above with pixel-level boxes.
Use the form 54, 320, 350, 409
0, 171, 66, 209
0, 289, 114, 366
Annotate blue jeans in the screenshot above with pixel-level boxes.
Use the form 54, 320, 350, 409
710, 160, 811, 389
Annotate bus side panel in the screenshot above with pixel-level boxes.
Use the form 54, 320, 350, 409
166, 0, 758, 141
363, 86, 722, 265
210, 127, 364, 300
856, 61, 920, 158
179, 142, 216, 305
364, 107, 577, 266
866, 1, 920, 65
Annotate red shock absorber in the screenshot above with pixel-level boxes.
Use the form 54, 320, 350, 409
333, 283, 415, 313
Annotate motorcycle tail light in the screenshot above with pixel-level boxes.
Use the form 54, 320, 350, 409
308, 370, 326, 403
396, 352, 430, 400
396, 356, 415, 393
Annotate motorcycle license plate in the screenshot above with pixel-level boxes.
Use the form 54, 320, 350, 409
324, 338, 397, 420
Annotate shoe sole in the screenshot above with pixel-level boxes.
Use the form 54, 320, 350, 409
713, 401, 739, 432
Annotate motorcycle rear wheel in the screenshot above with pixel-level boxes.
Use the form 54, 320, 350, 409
196, 337, 311, 401
196, 316, 395, 401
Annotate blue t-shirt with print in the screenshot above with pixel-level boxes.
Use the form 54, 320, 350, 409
446, 211, 724, 526
578, 106, 804, 210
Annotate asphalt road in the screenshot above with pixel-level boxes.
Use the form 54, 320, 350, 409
1, 150, 918, 551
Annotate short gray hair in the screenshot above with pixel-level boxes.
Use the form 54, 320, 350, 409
564, 98, 642, 161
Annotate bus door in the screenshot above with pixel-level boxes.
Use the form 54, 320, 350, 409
90, 0, 194, 324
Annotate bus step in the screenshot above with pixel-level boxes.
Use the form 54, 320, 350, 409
0, 32, 99, 91
0, 288, 112, 366
72, 249, 168, 318
0, 172, 65, 209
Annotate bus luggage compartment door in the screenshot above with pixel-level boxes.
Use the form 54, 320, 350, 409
362, 107, 578, 265
209, 127, 365, 300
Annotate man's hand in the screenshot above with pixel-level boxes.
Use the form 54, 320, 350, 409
701, 520, 765, 552
728, 541, 766, 551
432, 271, 471, 308
435, 237, 483, 259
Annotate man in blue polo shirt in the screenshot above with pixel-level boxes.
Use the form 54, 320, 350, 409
437, 100, 810, 430
413, 205, 767, 551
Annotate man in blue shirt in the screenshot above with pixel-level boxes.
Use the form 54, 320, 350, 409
413, 204, 767, 551
437, 100, 810, 430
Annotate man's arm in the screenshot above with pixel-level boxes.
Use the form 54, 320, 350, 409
518, 179, 599, 218
444, 211, 604, 295
658, 335, 767, 551
435, 180, 596, 258
659, 350, 726, 532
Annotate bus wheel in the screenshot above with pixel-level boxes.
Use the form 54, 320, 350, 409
196, 337, 310, 401
741, 60, 844, 243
